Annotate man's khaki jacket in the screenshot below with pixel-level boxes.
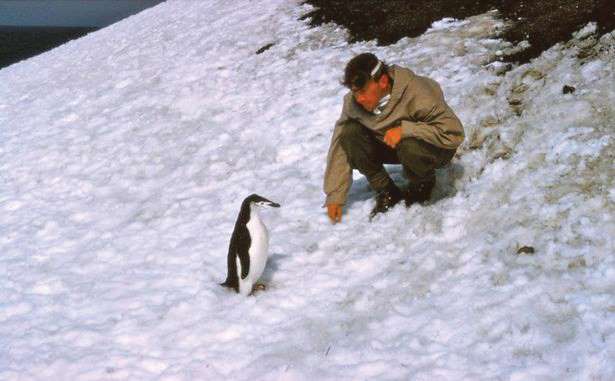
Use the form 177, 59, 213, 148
323, 65, 465, 205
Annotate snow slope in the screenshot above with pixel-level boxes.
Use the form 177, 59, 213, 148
1, 0, 614, 379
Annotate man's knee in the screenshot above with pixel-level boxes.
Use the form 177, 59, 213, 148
397, 138, 432, 164
396, 137, 448, 180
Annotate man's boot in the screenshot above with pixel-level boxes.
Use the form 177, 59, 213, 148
369, 182, 403, 220
404, 177, 435, 207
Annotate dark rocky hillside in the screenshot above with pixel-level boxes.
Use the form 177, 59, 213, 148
302, 0, 615, 63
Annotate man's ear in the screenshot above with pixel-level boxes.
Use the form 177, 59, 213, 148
378, 73, 389, 89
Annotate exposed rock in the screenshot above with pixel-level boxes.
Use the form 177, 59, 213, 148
516, 246, 535, 255
302, 0, 615, 64
256, 43, 275, 55
568, 257, 587, 269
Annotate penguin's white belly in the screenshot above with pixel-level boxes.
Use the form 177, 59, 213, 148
237, 213, 269, 295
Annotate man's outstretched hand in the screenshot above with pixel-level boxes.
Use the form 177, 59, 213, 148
327, 203, 343, 224
384, 126, 402, 148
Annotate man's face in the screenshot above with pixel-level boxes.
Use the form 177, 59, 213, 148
352, 74, 388, 112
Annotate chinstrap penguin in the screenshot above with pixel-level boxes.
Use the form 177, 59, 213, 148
220, 194, 280, 295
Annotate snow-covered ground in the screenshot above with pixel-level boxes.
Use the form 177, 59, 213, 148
1, 0, 614, 379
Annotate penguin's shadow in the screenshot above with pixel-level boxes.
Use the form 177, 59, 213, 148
261, 252, 288, 284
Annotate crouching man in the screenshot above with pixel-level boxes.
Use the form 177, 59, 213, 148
324, 53, 464, 223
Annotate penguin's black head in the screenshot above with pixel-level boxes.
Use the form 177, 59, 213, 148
245, 194, 280, 208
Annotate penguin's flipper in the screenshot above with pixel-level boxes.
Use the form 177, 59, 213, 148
235, 225, 251, 279
220, 261, 237, 288
220, 242, 238, 290
221, 229, 242, 291
237, 247, 250, 280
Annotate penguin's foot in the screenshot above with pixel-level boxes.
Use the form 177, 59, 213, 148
251, 283, 267, 294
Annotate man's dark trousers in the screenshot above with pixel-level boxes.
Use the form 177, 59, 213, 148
339, 120, 456, 194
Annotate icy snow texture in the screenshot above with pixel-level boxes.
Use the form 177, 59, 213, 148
1, 0, 614, 380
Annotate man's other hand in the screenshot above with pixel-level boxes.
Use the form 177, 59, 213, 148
384, 126, 402, 148
327, 203, 343, 224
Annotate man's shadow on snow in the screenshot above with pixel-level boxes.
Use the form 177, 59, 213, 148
344, 163, 464, 207
432, 162, 464, 203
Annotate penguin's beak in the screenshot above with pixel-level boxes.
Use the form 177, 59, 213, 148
267, 201, 280, 208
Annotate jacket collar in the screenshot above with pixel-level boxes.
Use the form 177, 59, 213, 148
375, 65, 412, 120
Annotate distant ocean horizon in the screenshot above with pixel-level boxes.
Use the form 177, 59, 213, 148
0, 25, 98, 69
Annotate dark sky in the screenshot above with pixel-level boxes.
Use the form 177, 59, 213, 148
0, 0, 166, 27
